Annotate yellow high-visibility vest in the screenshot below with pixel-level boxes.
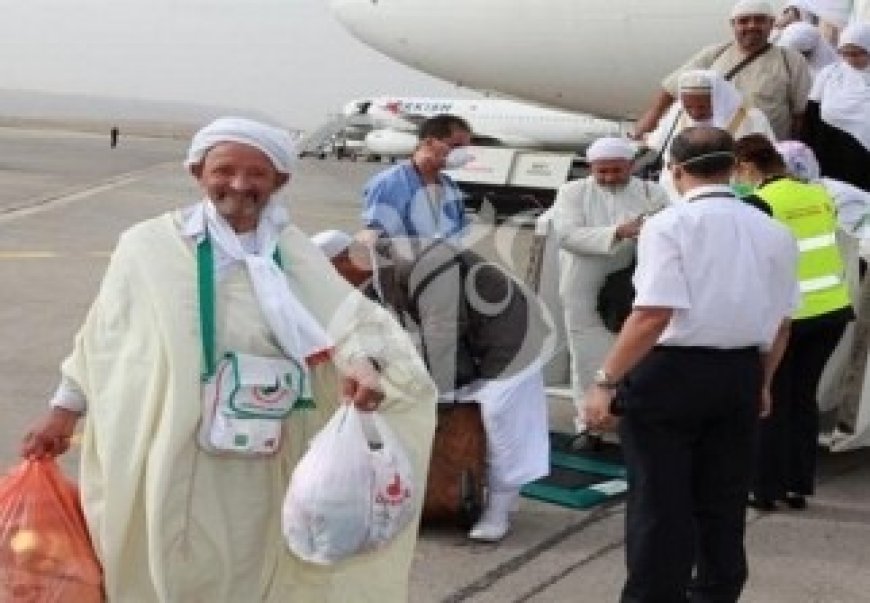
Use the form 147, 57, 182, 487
756, 178, 851, 320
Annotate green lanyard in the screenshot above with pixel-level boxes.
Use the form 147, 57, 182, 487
196, 236, 283, 381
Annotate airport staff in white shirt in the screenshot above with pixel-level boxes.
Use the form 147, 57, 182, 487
550, 137, 669, 449
583, 126, 799, 603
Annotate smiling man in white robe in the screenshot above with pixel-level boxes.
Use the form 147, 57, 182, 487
20, 117, 437, 602
550, 137, 669, 449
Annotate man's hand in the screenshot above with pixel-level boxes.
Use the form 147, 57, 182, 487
759, 386, 773, 418
341, 357, 384, 412
615, 216, 644, 241
20, 407, 80, 459
581, 386, 619, 432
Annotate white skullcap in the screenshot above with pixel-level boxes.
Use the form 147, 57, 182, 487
776, 140, 820, 181
678, 70, 715, 93
777, 21, 820, 53
185, 116, 297, 173
839, 22, 870, 54
311, 230, 353, 259
730, 0, 775, 18
586, 137, 636, 162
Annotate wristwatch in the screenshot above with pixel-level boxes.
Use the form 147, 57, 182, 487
593, 369, 620, 390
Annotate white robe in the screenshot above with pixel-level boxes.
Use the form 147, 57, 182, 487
451, 362, 549, 491
63, 212, 437, 602
647, 104, 776, 202
550, 177, 670, 401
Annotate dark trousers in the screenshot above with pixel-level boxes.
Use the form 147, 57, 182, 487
753, 315, 849, 500
618, 347, 761, 603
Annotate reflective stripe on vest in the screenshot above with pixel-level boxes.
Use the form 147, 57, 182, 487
756, 179, 850, 320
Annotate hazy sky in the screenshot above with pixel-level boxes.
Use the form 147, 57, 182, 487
0, 0, 478, 130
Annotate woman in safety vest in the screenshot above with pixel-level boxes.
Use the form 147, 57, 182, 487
734, 133, 854, 511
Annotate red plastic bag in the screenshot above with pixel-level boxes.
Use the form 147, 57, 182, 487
0, 459, 103, 602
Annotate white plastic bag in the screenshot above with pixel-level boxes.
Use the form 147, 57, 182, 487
363, 413, 416, 549
282, 405, 416, 564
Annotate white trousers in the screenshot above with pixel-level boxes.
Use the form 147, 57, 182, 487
451, 365, 550, 491
563, 301, 616, 404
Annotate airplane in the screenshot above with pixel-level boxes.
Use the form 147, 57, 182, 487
341, 96, 629, 156
328, 0, 745, 121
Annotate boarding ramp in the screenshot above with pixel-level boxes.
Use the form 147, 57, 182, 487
298, 114, 372, 157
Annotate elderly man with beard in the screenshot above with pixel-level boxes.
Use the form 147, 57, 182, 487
550, 137, 669, 450
633, 0, 811, 141
644, 69, 775, 200
20, 117, 437, 602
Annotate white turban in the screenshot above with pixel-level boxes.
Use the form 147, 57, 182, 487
778, 21, 821, 52
185, 116, 297, 173
730, 0, 775, 18
586, 137, 636, 162
311, 230, 353, 259
678, 70, 715, 93
776, 140, 821, 181
839, 22, 870, 54
777, 22, 839, 72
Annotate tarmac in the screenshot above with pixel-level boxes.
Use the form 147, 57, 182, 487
0, 126, 868, 602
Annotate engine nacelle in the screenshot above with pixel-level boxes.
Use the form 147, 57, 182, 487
364, 129, 418, 157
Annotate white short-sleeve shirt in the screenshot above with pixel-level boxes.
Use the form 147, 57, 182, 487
634, 185, 799, 350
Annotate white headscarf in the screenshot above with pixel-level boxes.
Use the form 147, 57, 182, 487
810, 23, 870, 151
186, 117, 332, 366
776, 140, 822, 180
840, 20, 870, 54
811, 0, 853, 27
186, 116, 298, 174
776, 22, 839, 74
678, 70, 746, 128
585, 137, 636, 162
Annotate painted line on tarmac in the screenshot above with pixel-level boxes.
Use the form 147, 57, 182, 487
0, 161, 176, 224
441, 502, 625, 603
0, 251, 111, 260
0, 251, 59, 259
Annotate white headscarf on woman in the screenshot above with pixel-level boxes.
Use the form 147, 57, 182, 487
810, 22, 870, 151
185, 117, 332, 366
777, 22, 839, 74
678, 70, 745, 127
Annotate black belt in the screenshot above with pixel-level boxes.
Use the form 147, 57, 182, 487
653, 345, 758, 356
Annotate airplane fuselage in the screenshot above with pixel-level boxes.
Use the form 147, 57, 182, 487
330, 0, 737, 120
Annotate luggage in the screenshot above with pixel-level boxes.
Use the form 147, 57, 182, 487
421, 403, 486, 529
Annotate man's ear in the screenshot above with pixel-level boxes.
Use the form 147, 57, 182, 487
189, 163, 203, 179
276, 173, 290, 189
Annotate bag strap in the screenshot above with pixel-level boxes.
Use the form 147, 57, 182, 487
196, 235, 284, 380
726, 106, 749, 134
724, 42, 771, 81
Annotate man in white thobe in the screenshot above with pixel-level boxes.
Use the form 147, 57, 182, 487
21, 117, 437, 602
551, 137, 669, 448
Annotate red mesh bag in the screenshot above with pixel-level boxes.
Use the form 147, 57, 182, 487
0, 459, 103, 602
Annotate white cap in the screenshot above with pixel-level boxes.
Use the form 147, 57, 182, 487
839, 22, 870, 54
730, 0, 775, 19
311, 230, 353, 259
185, 116, 297, 174
586, 137, 636, 162
678, 70, 715, 93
